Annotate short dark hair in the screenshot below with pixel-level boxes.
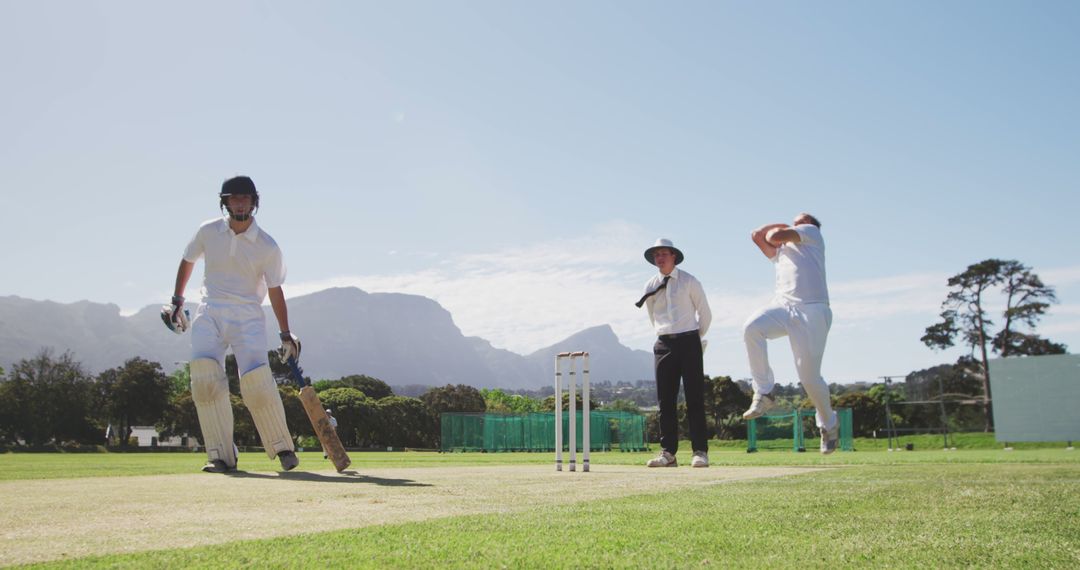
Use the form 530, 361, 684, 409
799, 213, 821, 228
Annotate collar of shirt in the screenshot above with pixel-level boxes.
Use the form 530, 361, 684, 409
218, 216, 261, 243
655, 267, 680, 283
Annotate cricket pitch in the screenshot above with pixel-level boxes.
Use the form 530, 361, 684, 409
0, 464, 818, 565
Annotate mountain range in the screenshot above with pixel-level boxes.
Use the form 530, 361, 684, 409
0, 287, 653, 389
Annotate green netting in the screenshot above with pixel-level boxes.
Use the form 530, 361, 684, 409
747, 408, 854, 452
441, 411, 647, 453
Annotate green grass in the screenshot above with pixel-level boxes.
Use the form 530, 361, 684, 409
18, 459, 1080, 569
2, 433, 1077, 481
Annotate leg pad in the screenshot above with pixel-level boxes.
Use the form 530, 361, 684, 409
240, 365, 295, 459
190, 358, 236, 467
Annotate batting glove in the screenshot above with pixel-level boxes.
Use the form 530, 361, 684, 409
160, 295, 190, 334
279, 331, 302, 363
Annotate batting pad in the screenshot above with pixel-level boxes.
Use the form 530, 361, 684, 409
240, 365, 295, 459
189, 358, 236, 467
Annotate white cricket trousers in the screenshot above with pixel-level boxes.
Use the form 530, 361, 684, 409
191, 302, 269, 375
743, 301, 836, 430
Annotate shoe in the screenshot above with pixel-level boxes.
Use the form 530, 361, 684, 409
820, 424, 839, 455
278, 450, 299, 471
691, 451, 709, 468
201, 459, 234, 473
646, 451, 677, 467
742, 391, 776, 420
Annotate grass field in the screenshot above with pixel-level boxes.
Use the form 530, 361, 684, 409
3, 442, 1079, 568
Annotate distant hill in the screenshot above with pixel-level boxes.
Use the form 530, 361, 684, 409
0, 288, 653, 389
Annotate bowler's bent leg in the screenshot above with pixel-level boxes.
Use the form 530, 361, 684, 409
789, 304, 836, 430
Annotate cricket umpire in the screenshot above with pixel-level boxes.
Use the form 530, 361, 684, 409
637, 238, 712, 468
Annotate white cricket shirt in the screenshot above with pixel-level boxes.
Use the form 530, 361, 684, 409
183, 217, 287, 305
771, 224, 829, 305
642, 267, 712, 337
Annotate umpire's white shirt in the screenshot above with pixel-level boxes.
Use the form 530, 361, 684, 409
772, 224, 828, 305
643, 268, 712, 337
183, 217, 287, 305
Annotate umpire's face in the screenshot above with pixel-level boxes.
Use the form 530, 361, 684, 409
652, 248, 677, 275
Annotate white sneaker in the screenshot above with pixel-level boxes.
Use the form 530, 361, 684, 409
691, 451, 709, 468
646, 450, 677, 467
742, 391, 776, 420
820, 424, 839, 455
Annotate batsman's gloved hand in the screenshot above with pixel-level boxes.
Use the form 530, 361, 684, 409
279, 331, 302, 363
160, 295, 190, 334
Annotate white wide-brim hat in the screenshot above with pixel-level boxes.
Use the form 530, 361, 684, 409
644, 238, 684, 266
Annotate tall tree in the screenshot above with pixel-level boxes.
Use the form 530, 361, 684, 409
922, 259, 1065, 431
97, 358, 173, 447
994, 261, 1065, 356
0, 350, 98, 446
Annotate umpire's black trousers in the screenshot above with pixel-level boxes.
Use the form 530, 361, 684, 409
654, 330, 708, 455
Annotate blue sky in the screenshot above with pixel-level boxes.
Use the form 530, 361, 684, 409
2, 1, 1077, 384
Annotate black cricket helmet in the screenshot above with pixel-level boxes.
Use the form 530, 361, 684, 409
219, 176, 259, 220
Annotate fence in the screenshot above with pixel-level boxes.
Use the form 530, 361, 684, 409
441, 411, 647, 452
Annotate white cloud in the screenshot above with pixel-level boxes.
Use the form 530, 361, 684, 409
829, 272, 947, 320
1041, 304, 1080, 336
290, 222, 656, 353
1042, 265, 1080, 287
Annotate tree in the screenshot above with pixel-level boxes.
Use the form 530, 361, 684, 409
923, 259, 1065, 431
482, 389, 542, 413
223, 355, 243, 394
540, 392, 588, 412
994, 261, 1066, 356
318, 387, 378, 447
702, 376, 751, 439
266, 351, 292, 383
420, 384, 486, 416
97, 358, 172, 447
601, 399, 642, 414
0, 350, 99, 446
158, 389, 258, 448
903, 361, 987, 433
157, 390, 201, 443
314, 375, 394, 400
0, 366, 16, 444
168, 363, 190, 398
833, 392, 881, 437
374, 396, 438, 448
277, 385, 314, 443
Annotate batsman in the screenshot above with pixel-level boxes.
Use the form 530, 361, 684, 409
163, 175, 302, 473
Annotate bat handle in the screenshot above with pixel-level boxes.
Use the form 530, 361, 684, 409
286, 356, 308, 389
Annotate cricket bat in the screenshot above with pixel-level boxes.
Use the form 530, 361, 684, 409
285, 356, 352, 472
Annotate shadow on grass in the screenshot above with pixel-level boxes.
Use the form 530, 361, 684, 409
223, 469, 431, 487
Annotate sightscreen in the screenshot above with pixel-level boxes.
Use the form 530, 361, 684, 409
988, 353, 1080, 442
